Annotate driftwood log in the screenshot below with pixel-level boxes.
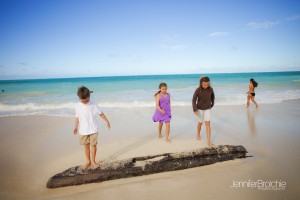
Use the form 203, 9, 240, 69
47, 145, 248, 188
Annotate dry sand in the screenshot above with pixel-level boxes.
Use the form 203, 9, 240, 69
0, 100, 299, 199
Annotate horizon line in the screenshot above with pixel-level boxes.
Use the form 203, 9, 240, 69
1, 70, 299, 81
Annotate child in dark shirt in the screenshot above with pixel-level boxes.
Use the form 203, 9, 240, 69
192, 77, 215, 147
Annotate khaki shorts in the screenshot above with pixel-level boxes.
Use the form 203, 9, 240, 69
79, 133, 98, 145
197, 109, 211, 123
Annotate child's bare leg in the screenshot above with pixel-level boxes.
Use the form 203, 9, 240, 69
197, 122, 202, 140
83, 144, 91, 170
251, 97, 259, 108
165, 122, 171, 143
246, 95, 250, 108
205, 121, 214, 146
158, 123, 163, 138
91, 145, 100, 169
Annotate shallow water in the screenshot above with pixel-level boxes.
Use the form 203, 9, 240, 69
0, 71, 299, 116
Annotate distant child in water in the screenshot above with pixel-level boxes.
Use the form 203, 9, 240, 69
192, 76, 215, 147
73, 86, 111, 170
246, 78, 259, 108
152, 83, 172, 143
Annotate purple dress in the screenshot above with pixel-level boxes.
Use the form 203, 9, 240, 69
152, 93, 171, 123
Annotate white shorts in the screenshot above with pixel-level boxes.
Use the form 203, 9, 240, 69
197, 109, 211, 123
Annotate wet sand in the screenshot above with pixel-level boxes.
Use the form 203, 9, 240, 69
0, 99, 299, 199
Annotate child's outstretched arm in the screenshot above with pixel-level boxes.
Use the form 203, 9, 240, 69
73, 117, 79, 135
100, 113, 111, 130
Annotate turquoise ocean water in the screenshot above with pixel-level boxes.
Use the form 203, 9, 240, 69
0, 71, 299, 117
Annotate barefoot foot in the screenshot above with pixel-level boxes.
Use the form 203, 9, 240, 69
165, 139, 171, 143
92, 162, 100, 169
207, 143, 215, 147
82, 161, 91, 170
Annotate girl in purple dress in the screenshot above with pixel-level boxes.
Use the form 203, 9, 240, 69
152, 83, 171, 143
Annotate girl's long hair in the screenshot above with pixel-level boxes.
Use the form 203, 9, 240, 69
250, 78, 258, 87
154, 82, 167, 97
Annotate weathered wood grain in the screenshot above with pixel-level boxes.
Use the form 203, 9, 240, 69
47, 145, 248, 188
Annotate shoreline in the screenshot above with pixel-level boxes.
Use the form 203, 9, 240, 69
0, 97, 300, 118
0, 99, 299, 199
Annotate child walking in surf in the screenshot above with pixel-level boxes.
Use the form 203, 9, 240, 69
192, 76, 215, 147
152, 83, 171, 143
246, 78, 259, 108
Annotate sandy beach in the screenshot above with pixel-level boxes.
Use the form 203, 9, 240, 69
0, 100, 299, 200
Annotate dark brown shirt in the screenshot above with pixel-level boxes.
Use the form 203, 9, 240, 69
192, 87, 215, 112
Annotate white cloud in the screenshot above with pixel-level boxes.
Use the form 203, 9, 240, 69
160, 33, 187, 50
247, 21, 279, 29
18, 62, 29, 66
107, 54, 119, 58
159, 44, 187, 50
209, 32, 229, 37
286, 15, 300, 21
161, 33, 180, 40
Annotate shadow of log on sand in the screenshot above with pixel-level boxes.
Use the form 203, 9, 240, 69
47, 145, 249, 188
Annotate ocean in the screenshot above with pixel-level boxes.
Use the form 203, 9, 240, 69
0, 71, 300, 117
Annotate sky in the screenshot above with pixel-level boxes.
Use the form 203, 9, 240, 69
0, 0, 300, 79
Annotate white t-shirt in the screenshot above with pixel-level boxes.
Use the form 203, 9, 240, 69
75, 101, 103, 135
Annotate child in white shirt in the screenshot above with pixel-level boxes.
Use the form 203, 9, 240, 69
73, 86, 110, 170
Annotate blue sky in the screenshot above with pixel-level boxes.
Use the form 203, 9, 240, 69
0, 0, 300, 79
